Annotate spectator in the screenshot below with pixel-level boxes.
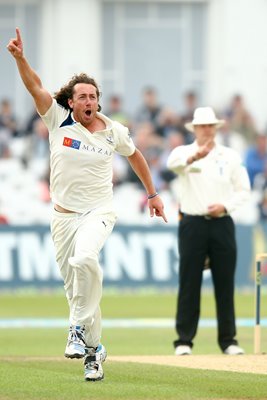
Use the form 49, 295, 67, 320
27, 117, 50, 178
134, 86, 163, 130
126, 122, 164, 188
132, 121, 163, 155
0, 98, 20, 137
156, 106, 181, 138
245, 133, 267, 186
225, 94, 257, 145
180, 90, 198, 125
216, 115, 248, 159
253, 160, 267, 238
0, 198, 9, 225
105, 95, 132, 181
178, 90, 198, 144
105, 94, 131, 128
24, 109, 40, 136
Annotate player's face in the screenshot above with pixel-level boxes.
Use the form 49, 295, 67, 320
68, 83, 99, 127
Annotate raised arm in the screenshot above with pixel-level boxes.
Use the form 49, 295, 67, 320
127, 148, 167, 222
7, 28, 52, 115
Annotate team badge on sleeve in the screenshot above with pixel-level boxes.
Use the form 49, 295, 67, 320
106, 131, 114, 145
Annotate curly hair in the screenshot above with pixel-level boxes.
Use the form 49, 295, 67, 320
54, 73, 102, 111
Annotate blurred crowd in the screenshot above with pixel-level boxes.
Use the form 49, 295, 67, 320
0, 89, 267, 237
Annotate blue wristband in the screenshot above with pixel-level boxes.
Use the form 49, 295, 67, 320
147, 192, 158, 200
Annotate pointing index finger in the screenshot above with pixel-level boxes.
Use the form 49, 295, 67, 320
16, 27, 22, 42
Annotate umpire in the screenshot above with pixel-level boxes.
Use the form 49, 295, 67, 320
167, 107, 251, 356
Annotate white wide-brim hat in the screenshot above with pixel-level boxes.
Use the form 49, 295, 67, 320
185, 107, 225, 132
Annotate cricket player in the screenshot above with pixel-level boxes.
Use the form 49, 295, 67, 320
7, 28, 167, 381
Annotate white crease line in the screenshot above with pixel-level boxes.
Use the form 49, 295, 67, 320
0, 318, 266, 328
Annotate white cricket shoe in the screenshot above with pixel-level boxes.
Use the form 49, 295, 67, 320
174, 345, 192, 355
224, 345, 244, 355
84, 344, 107, 381
64, 325, 86, 359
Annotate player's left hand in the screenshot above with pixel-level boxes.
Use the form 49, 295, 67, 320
148, 195, 168, 223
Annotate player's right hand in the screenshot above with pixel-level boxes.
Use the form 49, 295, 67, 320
7, 27, 23, 59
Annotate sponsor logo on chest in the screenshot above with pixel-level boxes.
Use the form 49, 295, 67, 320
63, 137, 112, 156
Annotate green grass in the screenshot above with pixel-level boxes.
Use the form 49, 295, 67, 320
1, 359, 267, 400
0, 291, 267, 399
1, 289, 266, 318
0, 325, 264, 356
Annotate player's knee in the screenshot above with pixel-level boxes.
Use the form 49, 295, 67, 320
69, 253, 96, 267
69, 254, 101, 276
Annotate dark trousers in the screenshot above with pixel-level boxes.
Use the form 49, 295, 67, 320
174, 215, 238, 352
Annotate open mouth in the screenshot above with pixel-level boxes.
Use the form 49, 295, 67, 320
85, 110, 92, 117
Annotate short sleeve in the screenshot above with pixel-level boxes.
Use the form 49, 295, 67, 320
167, 146, 188, 174
113, 121, 136, 156
39, 99, 69, 132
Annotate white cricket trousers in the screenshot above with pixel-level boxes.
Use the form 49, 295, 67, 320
50, 204, 117, 348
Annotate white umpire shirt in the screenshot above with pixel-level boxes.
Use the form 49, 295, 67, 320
40, 99, 136, 213
167, 141, 251, 216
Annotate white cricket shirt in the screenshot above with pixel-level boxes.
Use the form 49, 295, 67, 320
167, 141, 251, 215
41, 99, 135, 213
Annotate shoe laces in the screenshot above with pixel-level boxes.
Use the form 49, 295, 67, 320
84, 353, 100, 372
85, 360, 99, 370
69, 326, 85, 344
